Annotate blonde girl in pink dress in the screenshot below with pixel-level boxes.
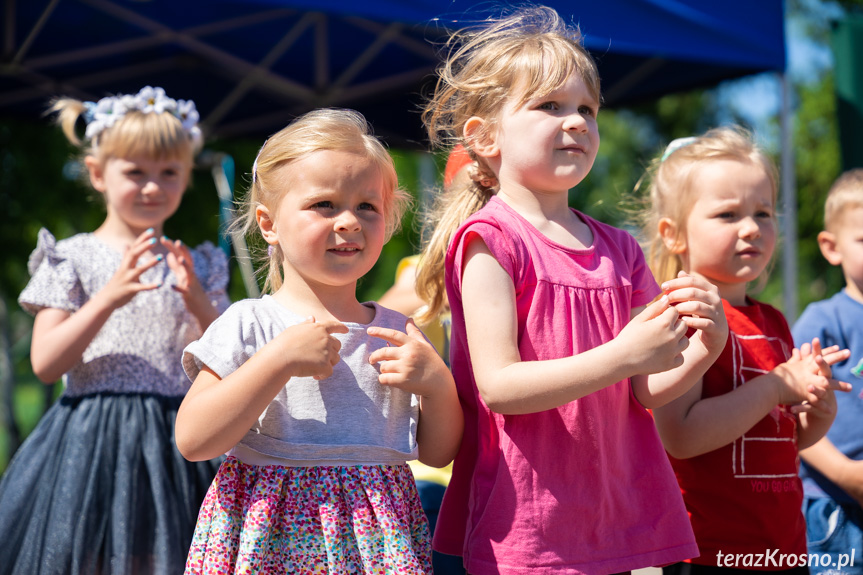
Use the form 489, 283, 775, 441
415, 6, 729, 574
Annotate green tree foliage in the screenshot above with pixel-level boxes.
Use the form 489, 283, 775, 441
788, 72, 844, 308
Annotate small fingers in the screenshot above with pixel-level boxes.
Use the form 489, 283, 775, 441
404, 319, 427, 341
805, 384, 827, 404
829, 378, 853, 393
655, 303, 680, 325
367, 326, 410, 347
661, 272, 718, 294
126, 254, 164, 284
316, 320, 349, 336
123, 234, 159, 267
665, 287, 714, 307
639, 295, 670, 321
804, 394, 836, 417
672, 314, 688, 336
378, 371, 408, 387
134, 282, 162, 294
671, 300, 719, 319
812, 354, 832, 378
369, 346, 401, 365
789, 401, 813, 415
312, 365, 335, 381
823, 348, 852, 366
327, 337, 342, 357
679, 316, 718, 331
132, 228, 158, 248
161, 237, 195, 271
810, 337, 823, 357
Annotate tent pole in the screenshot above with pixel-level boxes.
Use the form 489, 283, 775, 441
780, 72, 798, 322
204, 152, 261, 299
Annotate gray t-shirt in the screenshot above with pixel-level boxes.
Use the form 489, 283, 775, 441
183, 295, 419, 466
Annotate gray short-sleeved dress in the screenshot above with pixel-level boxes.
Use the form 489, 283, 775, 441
181, 296, 432, 574
0, 228, 230, 575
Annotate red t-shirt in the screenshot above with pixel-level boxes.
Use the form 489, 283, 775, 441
669, 299, 806, 568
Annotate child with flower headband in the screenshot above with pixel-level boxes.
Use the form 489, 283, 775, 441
0, 86, 229, 575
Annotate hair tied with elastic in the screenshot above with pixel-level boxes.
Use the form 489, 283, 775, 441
83, 86, 202, 147
661, 136, 698, 162
467, 163, 498, 190
444, 144, 474, 187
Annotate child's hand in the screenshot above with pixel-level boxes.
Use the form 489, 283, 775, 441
369, 320, 461, 468
161, 236, 203, 296
788, 338, 851, 415
160, 236, 213, 321
772, 340, 850, 409
661, 271, 728, 354
99, 229, 163, 309
367, 320, 452, 397
617, 296, 690, 375
279, 317, 347, 381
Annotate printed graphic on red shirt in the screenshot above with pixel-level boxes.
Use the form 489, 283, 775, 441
728, 332, 799, 479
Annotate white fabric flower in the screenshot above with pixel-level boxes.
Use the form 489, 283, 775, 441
81, 86, 201, 146
176, 99, 200, 131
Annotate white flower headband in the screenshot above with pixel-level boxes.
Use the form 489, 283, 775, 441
82, 86, 202, 147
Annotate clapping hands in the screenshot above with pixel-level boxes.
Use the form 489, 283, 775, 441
782, 338, 851, 416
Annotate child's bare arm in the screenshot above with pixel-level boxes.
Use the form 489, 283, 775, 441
653, 370, 784, 459
368, 321, 462, 468
654, 344, 844, 460
801, 437, 863, 507
175, 319, 347, 461
461, 236, 689, 415
632, 272, 728, 408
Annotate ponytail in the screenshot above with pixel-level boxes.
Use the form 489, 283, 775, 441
416, 172, 494, 324
47, 98, 88, 146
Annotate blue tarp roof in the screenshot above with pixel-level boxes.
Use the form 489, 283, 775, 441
1, 0, 786, 147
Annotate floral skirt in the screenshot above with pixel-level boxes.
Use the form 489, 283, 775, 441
185, 457, 432, 574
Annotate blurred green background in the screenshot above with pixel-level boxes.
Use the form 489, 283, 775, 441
2, 0, 862, 473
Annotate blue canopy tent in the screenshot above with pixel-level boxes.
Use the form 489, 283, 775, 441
2, 0, 795, 301
1, 0, 800, 309
1, 1, 796, 456
1, 0, 791, 290
2, 0, 795, 302
2, 0, 786, 147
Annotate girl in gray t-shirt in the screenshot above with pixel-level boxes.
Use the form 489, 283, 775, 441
176, 109, 462, 574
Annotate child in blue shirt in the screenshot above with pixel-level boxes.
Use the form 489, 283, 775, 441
793, 168, 863, 574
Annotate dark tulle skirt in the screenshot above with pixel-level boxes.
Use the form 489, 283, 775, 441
0, 392, 221, 575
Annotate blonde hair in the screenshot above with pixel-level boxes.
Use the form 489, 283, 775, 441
416, 5, 600, 323
48, 97, 198, 167
640, 125, 779, 285
237, 108, 411, 294
824, 168, 863, 233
